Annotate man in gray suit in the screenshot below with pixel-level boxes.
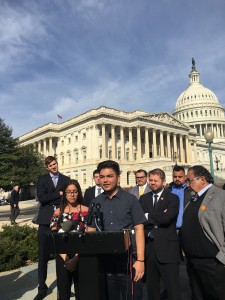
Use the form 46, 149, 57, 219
129, 169, 151, 199
181, 165, 225, 300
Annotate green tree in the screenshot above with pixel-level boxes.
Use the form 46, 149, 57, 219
0, 117, 18, 189
0, 117, 46, 191
14, 144, 46, 184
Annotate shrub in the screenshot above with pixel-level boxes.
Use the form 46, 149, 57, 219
0, 225, 38, 272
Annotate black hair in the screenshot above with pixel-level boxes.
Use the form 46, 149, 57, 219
93, 169, 99, 177
188, 165, 214, 184
173, 165, 185, 173
97, 160, 120, 176
58, 179, 84, 220
135, 169, 147, 177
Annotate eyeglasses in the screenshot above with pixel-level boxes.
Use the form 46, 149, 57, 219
136, 176, 146, 179
65, 191, 78, 195
186, 177, 199, 184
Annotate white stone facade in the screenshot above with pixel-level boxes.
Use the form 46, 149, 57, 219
19, 107, 197, 189
18, 60, 225, 188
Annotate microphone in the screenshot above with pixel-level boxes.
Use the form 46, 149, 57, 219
61, 220, 74, 233
86, 202, 95, 226
61, 219, 80, 233
95, 202, 102, 231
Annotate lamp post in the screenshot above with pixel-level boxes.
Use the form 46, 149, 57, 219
204, 130, 214, 178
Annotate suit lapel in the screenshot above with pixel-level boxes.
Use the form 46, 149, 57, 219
198, 186, 214, 219
154, 189, 167, 211
47, 173, 55, 188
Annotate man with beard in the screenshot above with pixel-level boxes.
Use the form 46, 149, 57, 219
140, 168, 181, 300
160, 165, 193, 299
168, 165, 193, 230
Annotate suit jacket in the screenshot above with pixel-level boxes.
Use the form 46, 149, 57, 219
140, 189, 180, 263
10, 190, 20, 205
36, 172, 70, 225
129, 184, 151, 199
184, 185, 225, 265
83, 186, 96, 207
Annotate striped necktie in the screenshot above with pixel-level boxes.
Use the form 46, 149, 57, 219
97, 187, 101, 195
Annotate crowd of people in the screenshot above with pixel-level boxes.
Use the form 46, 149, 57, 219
31, 155, 225, 300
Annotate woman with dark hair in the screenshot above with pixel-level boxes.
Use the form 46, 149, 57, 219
50, 179, 88, 300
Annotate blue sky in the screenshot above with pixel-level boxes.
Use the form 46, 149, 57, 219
1, 0, 225, 137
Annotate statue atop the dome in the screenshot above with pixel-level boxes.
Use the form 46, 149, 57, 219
192, 58, 196, 71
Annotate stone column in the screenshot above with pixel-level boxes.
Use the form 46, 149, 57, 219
120, 127, 125, 160
102, 124, 106, 159
43, 139, 47, 157
216, 124, 219, 138
173, 133, 177, 162
185, 136, 190, 164
137, 126, 142, 160
180, 135, 185, 163
129, 127, 133, 161
38, 141, 41, 153
160, 131, 164, 157
152, 129, 157, 158
49, 137, 53, 156
111, 125, 116, 159
194, 141, 197, 163
145, 128, 149, 159
167, 132, 171, 158
200, 124, 203, 137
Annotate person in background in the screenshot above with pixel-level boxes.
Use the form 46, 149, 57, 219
140, 169, 181, 300
129, 169, 151, 199
10, 184, 20, 225
168, 165, 193, 230
160, 165, 193, 300
83, 169, 103, 207
51, 179, 88, 300
87, 160, 146, 300
181, 165, 225, 300
34, 156, 70, 300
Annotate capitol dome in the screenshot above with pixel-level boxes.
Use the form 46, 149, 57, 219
173, 59, 225, 140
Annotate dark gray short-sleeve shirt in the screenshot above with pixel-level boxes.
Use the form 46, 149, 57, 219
90, 187, 147, 230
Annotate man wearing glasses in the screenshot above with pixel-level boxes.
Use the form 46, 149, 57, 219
181, 165, 225, 300
129, 169, 151, 199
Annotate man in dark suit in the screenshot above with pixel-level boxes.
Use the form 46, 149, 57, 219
34, 156, 70, 300
9, 184, 20, 225
129, 169, 151, 199
181, 165, 225, 300
140, 168, 181, 300
83, 169, 103, 207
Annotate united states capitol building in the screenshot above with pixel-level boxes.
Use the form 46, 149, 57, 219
19, 60, 225, 188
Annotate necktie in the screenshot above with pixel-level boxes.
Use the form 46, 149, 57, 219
139, 186, 144, 197
191, 193, 199, 202
153, 194, 158, 209
97, 187, 101, 195
53, 176, 57, 187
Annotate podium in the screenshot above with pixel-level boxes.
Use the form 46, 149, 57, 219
46, 231, 130, 300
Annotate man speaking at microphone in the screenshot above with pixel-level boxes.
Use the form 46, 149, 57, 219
87, 160, 147, 300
